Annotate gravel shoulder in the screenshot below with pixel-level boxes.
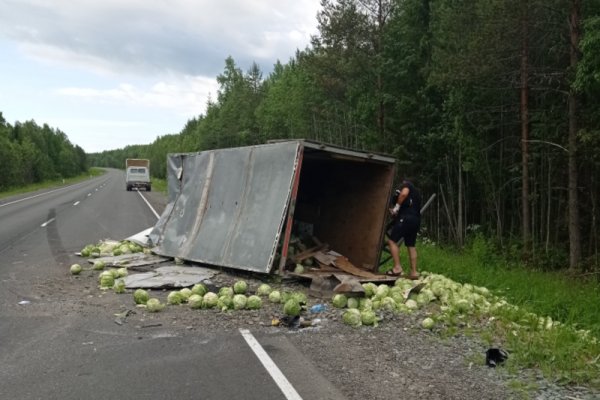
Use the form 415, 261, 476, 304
9, 189, 597, 400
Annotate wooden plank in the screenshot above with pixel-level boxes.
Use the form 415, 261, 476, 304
333, 256, 380, 279
291, 244, 328, 262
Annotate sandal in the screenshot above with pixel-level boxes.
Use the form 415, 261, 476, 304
385, 268, 404, 277
406, 274, 420, 280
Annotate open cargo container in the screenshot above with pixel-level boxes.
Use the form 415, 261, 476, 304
149, 140, 396, 275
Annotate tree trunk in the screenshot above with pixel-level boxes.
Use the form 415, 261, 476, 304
568, 0, 582, 270
520, 1, 531, 260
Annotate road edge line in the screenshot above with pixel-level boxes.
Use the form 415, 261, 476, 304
239, 328, 303, 400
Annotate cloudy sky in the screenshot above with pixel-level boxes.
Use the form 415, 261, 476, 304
0, 0, 321, 153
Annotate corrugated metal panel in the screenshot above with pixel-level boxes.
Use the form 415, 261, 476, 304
151, 142, 300, 273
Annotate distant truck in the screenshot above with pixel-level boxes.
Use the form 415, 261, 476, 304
125, 159, 151, 191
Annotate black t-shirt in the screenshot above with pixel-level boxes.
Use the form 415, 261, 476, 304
398, 180, 421, 218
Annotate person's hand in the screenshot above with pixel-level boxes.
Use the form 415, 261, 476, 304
390, 203, 400, 216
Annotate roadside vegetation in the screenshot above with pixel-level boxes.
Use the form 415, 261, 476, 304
387, 238, 600, 388
0, 168, 105, 200
150, 178, 167, 194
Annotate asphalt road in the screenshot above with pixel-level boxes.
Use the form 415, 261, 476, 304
0, 169, 345, 400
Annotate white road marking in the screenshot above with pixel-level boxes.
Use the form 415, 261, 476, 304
41, 218, 55, 227
137, 191, 160, 219
239, 329, 303, 400
0, 186, 69, 207
73, 201, 80, 206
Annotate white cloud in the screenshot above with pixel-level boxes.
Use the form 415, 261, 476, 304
0, 1, 322, 153
0, 0, 321, 76
56, 75, 219, 115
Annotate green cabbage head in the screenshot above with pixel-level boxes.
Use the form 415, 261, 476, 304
332, 294, 348, 308
134, 289, 150, 305
203, 292, 219, 308
233, 281, 248, 294
268, 290, 282, 303
343, 309, 362, 327
233, 294, 247, 310
167, 291, 184, 305
70, 264, 82, 275
246, 295, 262, 310
283, 299, 301, 316
256, 284, 272, 296
146, 298, 164, 312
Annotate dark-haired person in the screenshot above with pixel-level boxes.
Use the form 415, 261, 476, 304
386, 179, 422, 280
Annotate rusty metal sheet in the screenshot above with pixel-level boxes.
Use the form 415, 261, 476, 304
150, 142, 300, 273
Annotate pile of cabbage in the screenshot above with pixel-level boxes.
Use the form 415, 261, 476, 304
331, 272, 501, 329
79, 239, 146, 258
332, 271, 598, 349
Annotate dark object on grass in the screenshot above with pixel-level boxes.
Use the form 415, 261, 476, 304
485, 348, 508, 367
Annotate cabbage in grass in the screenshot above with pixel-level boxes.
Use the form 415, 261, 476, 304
421, 317, 435, 329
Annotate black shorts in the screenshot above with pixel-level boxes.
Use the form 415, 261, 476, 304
389, 215, 420, 247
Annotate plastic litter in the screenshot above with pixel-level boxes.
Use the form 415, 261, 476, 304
310, 304, 327, 313
485, 348, 508, 367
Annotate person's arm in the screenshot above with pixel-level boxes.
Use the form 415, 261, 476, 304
391, 187, 410, 214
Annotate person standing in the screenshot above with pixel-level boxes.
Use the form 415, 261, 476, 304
386, 179, 422, 279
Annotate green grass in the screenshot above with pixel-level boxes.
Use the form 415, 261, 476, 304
0, 168, 105, 200
397, 239, 600, 388
151, 177, 167, 194
418, 242, 600, 337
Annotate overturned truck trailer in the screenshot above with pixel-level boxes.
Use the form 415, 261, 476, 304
149, 140, 396, 275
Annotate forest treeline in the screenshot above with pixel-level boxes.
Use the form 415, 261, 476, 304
0, 113, 88, 190
86, 0, 598, 271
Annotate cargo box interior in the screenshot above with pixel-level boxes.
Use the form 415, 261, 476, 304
287, 145, 395, 271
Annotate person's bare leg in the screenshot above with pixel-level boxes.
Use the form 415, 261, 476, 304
387, 239, 403, 274
407, 246, 418, 278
